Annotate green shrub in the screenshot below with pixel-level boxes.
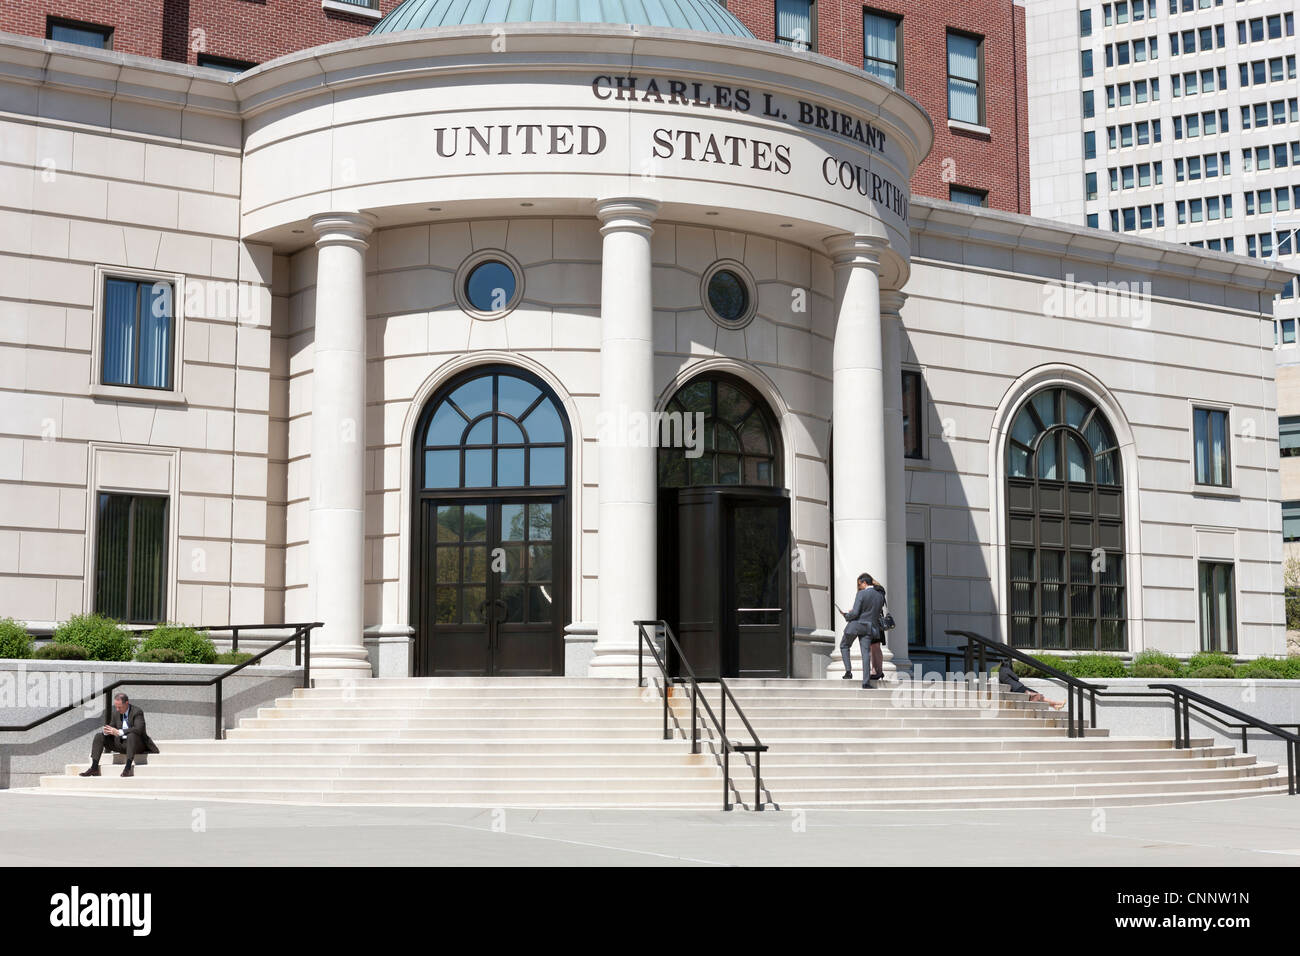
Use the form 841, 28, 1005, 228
1131, 663, 1176, 678
1131, 648, 1183, 675
1284, 657, 1300, 680
1235, 657, 1289, 678
32, 642, 90, 661
1236, 664, 1285, 680
135, 647, 183, 664
1185, 664, 1236, 679
214, 651, 254, 666
1070, 654, 1129, 679
1187, 651, 1236, 672
53, 614, 135, 662
1013, 655, 1076, 678
136, 625, 216, 665
0, 618, 33, 659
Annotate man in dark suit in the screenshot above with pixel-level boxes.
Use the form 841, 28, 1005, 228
839, 572, 886, 688
79, 693, 159, 778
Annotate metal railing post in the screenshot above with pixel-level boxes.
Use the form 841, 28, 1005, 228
214, 677, 223, 740
691, 682, 699, 754
231, 626, 239, 655
755, 750, 763, 811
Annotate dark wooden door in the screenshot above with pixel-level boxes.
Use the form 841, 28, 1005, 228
417, 497, 564, 675
666, 487, 791, 679
726, 498, 790, 678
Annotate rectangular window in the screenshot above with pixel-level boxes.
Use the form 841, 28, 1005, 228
1192, 406, 1230, 487
863, 10, 902, 87
94, 493, 169, 624
946, 31, 983, 125
1086, 171, 1098, 199
46, 16, 113, 48
776, 0, 814, 50
949, 186, 987, 207
902, 370, 923, 459
101, 276, 175, 390
1080, 8, 1093, 36
1198, 561, 1236, 653
196, 54, 258, 73
1279, 416, 1300, 457
906, 542, 926, 645
1081, 48, 1093, 78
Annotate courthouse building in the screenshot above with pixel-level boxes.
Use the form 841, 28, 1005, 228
0, 0, 1292, 681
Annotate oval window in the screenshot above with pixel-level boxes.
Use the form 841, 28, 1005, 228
707, 269, 750, 325
465, 260, 517, 313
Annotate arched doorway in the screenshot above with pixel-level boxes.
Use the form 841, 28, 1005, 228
1005, 386, 1126, 651
657, 374, 790, 677
411, 365, 570, 675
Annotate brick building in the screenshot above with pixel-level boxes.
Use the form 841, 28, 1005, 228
2, 0, 1030, 212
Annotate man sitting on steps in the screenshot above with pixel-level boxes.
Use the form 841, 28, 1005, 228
79, 692, 160, 778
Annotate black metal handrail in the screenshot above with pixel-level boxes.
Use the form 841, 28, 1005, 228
946, 629, 1300, 795
634, 619, 768, 811
0, 622, 321, 741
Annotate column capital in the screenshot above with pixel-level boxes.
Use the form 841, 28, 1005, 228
595, 197, 660, 237
311, 211, 379, 249
879, 289, 907, 319
824, 233, 888, 269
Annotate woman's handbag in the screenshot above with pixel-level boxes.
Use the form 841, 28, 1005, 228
877, 599, 896, 640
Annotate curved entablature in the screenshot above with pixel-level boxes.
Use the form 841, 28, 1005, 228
232, 24, 933, 288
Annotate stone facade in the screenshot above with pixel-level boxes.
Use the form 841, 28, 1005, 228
0, 25, 1291, 680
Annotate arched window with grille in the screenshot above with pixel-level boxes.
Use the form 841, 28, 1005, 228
1005, 386, 1126, 650
658, 375, 781, 487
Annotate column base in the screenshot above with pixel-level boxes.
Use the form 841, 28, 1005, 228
309, 644, 374, 682
825, 641, 900, 683
586, 642, 660, 680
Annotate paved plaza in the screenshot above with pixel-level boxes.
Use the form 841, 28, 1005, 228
3, 790, 1299, 867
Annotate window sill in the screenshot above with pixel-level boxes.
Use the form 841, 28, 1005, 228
947, 118, 991, 137
89, 384, 189, 407
1190, 483, 1239, 500
322, 0, 383, 18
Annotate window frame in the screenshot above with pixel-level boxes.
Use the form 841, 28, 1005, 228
90, 264, 188, 405
949, 185, 988, 207
862, 8, 903, 88
776, 0, 817, 51
45, 16, 113, 49
1190, 402, 1234, 492
945, 29, 985, 128
1196, 559, 1237, 654
196, 53, 259, 73
93, 492, 170, 625
902, 368, 925, 460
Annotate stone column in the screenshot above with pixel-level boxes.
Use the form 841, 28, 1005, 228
825, 234, 891, 681
590, 197, 660, 677
307, 212, 377, 680
880, 289, 911, 676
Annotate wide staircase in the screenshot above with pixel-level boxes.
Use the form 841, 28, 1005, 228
39, 676, 1287, 809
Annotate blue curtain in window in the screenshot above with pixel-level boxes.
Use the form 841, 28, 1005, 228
776, 0, 812, 46
864, 13, 898, 86
102, 279, 137, 386
947, 33, 980, 123
138, 282, 172, 389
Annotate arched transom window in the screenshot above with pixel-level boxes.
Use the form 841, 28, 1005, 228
1005, 386, 1126, 651
658, 376, 781, 487
420, 369, 567, 491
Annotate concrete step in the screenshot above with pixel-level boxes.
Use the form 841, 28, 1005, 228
35, 674, 1273, 812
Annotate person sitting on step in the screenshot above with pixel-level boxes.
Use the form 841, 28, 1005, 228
79, 692, 160, 778
997, 661, 1065, 710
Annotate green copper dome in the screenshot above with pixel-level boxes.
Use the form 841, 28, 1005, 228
370, 0, 755, 39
